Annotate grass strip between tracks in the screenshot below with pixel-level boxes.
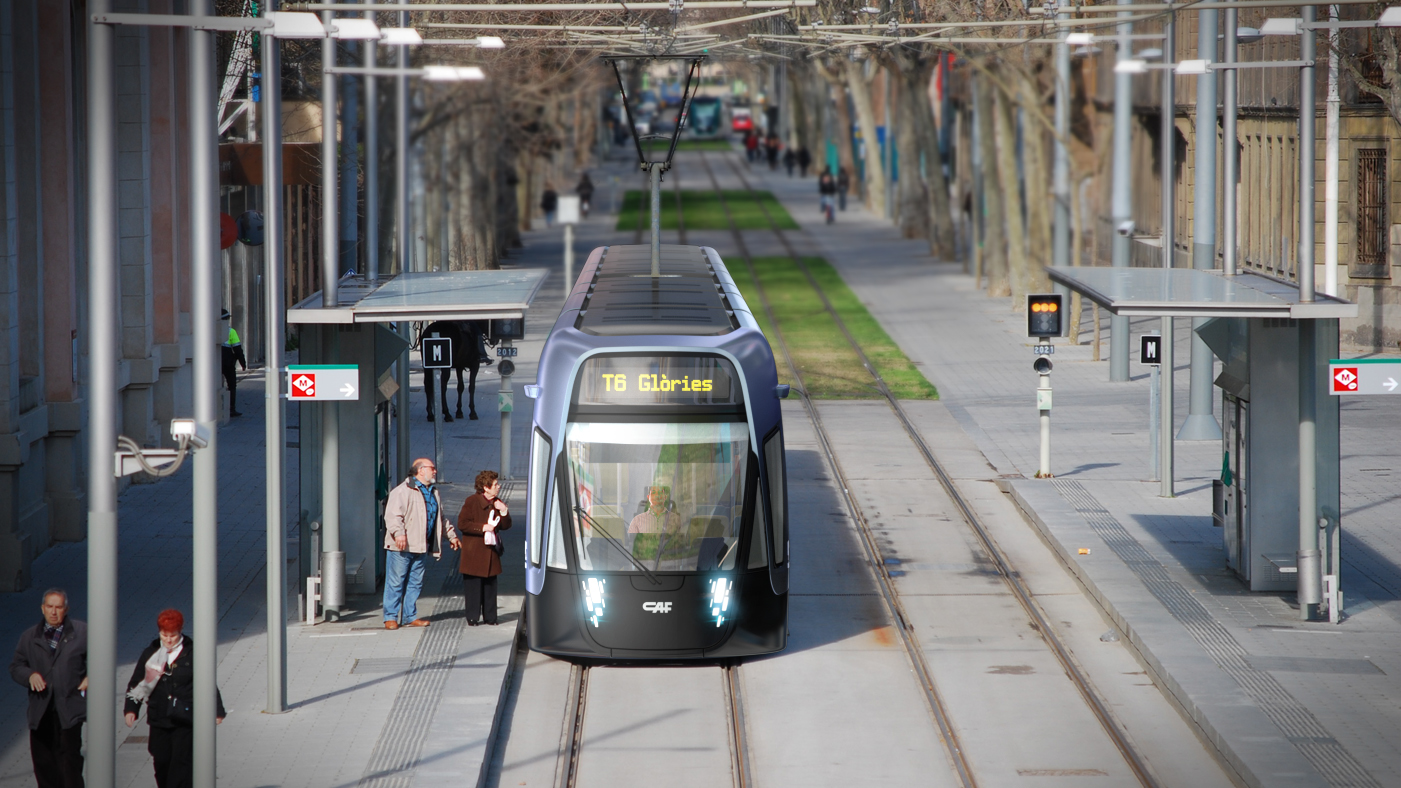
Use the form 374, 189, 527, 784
616, 190, 799, 231
729, 256, 938, 400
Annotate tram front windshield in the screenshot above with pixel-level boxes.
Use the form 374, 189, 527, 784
566, 421, 747, 573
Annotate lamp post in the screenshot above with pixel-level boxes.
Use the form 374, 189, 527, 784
1182, 0, 1222, 442
1108, 0, 1134, 382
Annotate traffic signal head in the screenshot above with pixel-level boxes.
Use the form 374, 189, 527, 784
1034, 357, 1053, 374
1027, 294, 1063, 338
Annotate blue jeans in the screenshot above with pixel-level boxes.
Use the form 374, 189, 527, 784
383, 550, 427, 623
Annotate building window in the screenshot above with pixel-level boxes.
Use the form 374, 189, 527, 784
1353, 148, 1390, 279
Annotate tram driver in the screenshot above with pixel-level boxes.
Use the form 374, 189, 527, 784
628, 485, 683, 534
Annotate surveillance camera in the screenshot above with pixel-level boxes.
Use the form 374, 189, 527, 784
1116, 220, 1136, 237
170, 418, 209, 450
1034, 357, 1053, 374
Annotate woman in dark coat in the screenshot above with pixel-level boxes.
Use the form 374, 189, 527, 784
124, 609, 225, 788
457, 470, 514, 625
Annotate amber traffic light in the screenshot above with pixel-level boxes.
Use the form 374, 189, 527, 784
1027, 294, 1063, 338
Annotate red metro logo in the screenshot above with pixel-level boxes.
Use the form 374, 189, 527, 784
1332, 367, 1358, 393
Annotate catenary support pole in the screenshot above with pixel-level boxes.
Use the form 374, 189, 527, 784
1182, 0, 1222, 441
365, 1, 379, 281
650, 164, 662, 276
395, 0, 412, 479
319, 8, 344, 623
261, 5, 288, 714
341, 43, 360, 275
564, 223, 575, 292
1324, 3, 1340, 296
190, 1, 222, 783
1298, 4, 1322, 619
1052, 6, 1071, 297
322, 11, 339, 307
1109, 0, 1134, 381
1160, 11, 1176, 498
1223, 8, 1239, 276
86, 3, 119, 786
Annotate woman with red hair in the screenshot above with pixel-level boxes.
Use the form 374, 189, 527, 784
123, 609, 225, 788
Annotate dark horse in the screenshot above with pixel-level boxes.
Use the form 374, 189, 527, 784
421, 320, 488, 422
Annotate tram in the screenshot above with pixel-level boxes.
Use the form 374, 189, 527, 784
522, 243, 790, 659
685, 96, 727, 139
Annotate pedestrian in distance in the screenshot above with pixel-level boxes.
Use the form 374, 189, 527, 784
797, 147, 812, 178
818, 167, 838, 225
457, 470, 513, 626
10, 589, 87, 788
837, 167, 851, 212
575, 173, 595, 218
541, 184, 559, 227
382, 458, 460, 629
765, 134, 781, 171
744, 130, 759, 165
782, 148, 796, 177
220, 309, 247, 417
124, 609, 225, 788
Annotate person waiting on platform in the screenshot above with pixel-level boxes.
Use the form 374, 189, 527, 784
457, 470, 512, 626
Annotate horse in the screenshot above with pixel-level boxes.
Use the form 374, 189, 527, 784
421, 320, 489, 422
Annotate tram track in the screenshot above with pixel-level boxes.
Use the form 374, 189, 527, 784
697, 150, 1160, 788
551, 662, 752, 788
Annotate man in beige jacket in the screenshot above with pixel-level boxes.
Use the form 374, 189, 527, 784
382, 458, 460, 629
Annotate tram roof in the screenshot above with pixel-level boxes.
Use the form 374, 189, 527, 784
575, 245, 740, 337
1048, 267, 1357, 319
287, 269, 548, 324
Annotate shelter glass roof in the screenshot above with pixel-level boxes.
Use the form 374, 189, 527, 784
1047, 268, 1357, 319
288, 269, 549, 324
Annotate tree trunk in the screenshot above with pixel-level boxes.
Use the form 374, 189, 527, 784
829, 79, 859, 193
845, 58, 886, 217
976, 77, 1009, 297
993, 85, 1027, 303
1019, 74, 1051, 296
894, 74, 929, 240
904, 63, 956, 260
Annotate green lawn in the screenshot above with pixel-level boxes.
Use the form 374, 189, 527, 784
728, 257, 938, 400
616, 190, 799, 231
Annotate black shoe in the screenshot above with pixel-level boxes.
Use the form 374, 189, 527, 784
485, 621, 499, 626
466, 620, 480, 627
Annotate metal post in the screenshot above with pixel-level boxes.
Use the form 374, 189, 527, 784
396, 322, 411, 479
1160, 12, 1176, 498
190, 2, 221, 783
1297, 4, 1322, 619
322, 11, 339, 306
1223, 9, 1239, 277
1182, 0, 1222, 441
564, 222, 575, 293
396, 0, 410, 274
364, 0, 380, 281
1109, 0, 1134, 381
1052, 7, 1071, 296
85, 3, 119, 785
340, 43, 360, 276
1036, 339, 1053, 478
649, 164, 662, 276
431, 330, 444, 482
500, 340, 514, 478
260, 4, 288, 714
1324, 3, 1341, 297
1149, 360, 1161, 481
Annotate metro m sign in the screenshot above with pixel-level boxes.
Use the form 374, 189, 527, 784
286, 365, 360, 401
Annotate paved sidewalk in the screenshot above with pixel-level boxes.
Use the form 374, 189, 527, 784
0, 149, 633, 786
739, 153, 1401, 788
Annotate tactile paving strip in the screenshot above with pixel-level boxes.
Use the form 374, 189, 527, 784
357, 573, 466, 788
1054, 480, 1380, 788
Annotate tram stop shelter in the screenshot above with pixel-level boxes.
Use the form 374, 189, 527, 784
286, 269, 547, 614
1048, 267, 1357, 605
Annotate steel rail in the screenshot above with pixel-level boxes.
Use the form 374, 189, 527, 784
715, 151, 1162, 788
723, 664, 754, 788
697, 151, 980, 788
554, 665, 590, 788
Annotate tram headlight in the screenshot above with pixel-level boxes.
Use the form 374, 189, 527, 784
581, 577, 606, 628
708, 577, 733, 627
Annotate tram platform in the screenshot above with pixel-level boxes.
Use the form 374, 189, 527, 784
741, 156, 1401, 788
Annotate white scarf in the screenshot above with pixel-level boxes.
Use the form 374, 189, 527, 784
126, 639, 181, 704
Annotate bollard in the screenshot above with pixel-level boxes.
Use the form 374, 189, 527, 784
1034, 348, 1053, 479
499, 344, 515, 479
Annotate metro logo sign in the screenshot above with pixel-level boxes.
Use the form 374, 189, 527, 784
290, 373, 317, 399
1332, 367, 1358, 393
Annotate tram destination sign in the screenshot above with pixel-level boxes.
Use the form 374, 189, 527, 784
288, 365, 360, 401
1329, 359, 1401, 395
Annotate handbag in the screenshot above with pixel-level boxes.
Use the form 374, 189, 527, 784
166, 692, 193, 725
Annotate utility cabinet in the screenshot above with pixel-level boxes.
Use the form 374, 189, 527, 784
1200, 317, 1341, 592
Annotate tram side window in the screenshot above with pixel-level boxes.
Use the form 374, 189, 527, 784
529, 429, 552, 567
763, 428, 786, 565
546, 488, 568, 569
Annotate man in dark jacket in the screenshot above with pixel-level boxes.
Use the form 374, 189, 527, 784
10, 588, 87, 788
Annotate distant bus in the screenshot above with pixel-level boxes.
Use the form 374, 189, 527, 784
685, 97, 727, 140
731, 106, 753, 134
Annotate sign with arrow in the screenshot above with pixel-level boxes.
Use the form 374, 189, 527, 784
287, 365, 359, 401
1329, 359, 1401, 396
